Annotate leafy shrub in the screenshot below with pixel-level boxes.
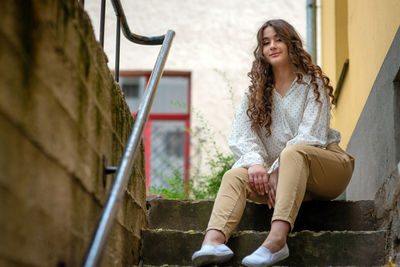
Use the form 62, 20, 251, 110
191, 152, 235, 199
149, 168, 188, 199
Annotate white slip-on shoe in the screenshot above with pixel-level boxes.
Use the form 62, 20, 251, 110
241, 244, 289, 267
192, 244, 234, 266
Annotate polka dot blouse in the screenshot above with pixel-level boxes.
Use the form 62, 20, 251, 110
229, 74, 341, 174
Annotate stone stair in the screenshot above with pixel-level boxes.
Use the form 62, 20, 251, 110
140, 199, 386, 266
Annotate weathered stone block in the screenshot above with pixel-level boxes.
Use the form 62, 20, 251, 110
375, 165, 400, 264
147, 199, 377, 232
141, 229, 386, 266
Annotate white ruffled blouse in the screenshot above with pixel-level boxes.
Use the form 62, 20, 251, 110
229, 75, 341, 174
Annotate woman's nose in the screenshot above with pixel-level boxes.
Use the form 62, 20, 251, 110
270, 40, 277, 49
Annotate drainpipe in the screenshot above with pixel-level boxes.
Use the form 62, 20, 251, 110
306, 0, 317, 62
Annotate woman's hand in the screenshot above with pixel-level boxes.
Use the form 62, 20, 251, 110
248, 164, 269, 196
268, 168, 279, 208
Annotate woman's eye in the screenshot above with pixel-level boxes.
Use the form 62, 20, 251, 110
277, 38, 282, 42
263, 42, 270, 46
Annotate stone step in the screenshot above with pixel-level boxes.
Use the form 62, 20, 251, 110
141, 229, 386, 266
138, 266, 388, 267
147, 199, 378, 232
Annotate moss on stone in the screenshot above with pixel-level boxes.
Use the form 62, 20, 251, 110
59, 0, 70, 26
78, 38, 90, 79
95, 106, 102, 139
77, 81, 88, 126
95, 72, 103, 99
19, 0, 37, 88
111, 83, 126, 138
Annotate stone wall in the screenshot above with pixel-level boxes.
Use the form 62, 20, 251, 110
375, 165, 400, 263
0, 1, 146, 266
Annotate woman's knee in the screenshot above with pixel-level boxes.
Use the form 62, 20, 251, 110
221, 168, 249, 185
280, 145, 308, 161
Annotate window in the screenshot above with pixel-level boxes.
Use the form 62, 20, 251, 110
119, 72, 191, 194
119, 76, 146, 113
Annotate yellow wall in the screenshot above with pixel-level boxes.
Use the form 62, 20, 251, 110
321, 0, 400, 148
321, 0, 337, 84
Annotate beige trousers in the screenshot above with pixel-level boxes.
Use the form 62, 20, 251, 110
207, 143, 354, 240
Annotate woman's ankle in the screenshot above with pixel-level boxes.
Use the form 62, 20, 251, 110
261, 220, 289, 253
202, 229, 226, 246
261, 234, 286, 253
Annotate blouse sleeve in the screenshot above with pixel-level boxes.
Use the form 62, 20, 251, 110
229, 90, 268, 169
267, 80, 331, 174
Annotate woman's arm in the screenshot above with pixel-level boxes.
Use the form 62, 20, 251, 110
229, 89, 269, 169
229, 90, 271, 197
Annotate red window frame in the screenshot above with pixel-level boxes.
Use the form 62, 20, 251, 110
119, 71, 191, 193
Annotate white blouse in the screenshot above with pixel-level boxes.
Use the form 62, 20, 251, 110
229, 75, 341, 174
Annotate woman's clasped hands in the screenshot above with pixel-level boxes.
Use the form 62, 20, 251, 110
248, 164, 278, 209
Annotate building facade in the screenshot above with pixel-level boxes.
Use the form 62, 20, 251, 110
320, 0, 400, 200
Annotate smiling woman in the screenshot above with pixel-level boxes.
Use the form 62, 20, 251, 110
262, 26, 293, 97
191, 19, 355, 267
262, 27, 290, 68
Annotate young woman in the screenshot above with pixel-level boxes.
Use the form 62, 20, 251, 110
191, 19, 354, 267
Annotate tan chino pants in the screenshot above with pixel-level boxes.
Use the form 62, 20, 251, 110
207, 143, 354, 240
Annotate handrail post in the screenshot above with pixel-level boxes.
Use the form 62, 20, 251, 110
82, 30, 175, 267
115, 16, 121, 82
99, 0, 106, 48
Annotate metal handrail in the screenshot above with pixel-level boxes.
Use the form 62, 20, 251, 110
82, 30, 175, 267
82, 0, 167, 81
110, 0, 165, 45
82, 0, 164, 47
110, 0, 165, 82
79, 1, 175, 265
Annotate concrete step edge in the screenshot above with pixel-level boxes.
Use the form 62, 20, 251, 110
147, 199, 378, 232
137, 266, 384, 267
143, 228, 386, 235
136, 265, 384, 267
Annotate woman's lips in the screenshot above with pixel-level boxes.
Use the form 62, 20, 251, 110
270, 52, 280, 57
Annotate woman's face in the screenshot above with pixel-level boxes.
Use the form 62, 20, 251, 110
262, 26, 291, 68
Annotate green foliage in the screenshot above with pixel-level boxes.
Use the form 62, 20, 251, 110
149, 151, 235, 200
191, 152, 235, 200
149, 168, 188, 199
213, 68, 236, 120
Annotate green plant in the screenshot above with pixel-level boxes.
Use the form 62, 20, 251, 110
149, 167, 188, 199
149, 150, 235, 200
213, 68, 237, 120
191, 152, 235, 199
148, 107, 235, 200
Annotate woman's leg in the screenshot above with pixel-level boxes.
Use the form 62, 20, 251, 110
265, 143, 354, 251
204, 167, 268, 244
193, 168, 268, 266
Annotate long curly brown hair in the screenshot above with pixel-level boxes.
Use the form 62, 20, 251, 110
247, 19, 335, 135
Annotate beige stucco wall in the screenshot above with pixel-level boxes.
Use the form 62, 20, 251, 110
86, 0, 306, 176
